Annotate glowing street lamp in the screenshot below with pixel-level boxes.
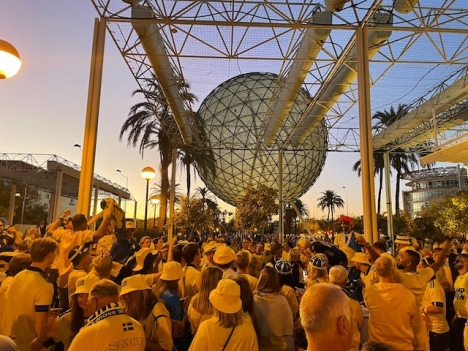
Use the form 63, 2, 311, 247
141, 166, 156, 235
0, 39, 22, 79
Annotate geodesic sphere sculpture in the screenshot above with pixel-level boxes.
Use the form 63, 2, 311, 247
196, 72, 328, 206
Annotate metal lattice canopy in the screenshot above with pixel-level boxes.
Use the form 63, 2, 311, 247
89, 0, 468, 201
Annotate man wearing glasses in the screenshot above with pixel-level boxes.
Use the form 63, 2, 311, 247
110, 221, 140, 264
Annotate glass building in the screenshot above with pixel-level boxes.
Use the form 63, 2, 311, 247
402, 166, 468, 218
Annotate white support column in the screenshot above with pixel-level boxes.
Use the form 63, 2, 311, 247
357, 26, 378, 244
77, 18, 106, 217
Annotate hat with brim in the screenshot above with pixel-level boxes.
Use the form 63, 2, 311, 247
209, 279, 242, 314
160, 261, 184, 281
120, 274, 151, 296
133, 248, 158, 271
203, 241, 218, 254
395, 234, 411, 245
74, 275, 100, 295
125, 221, 136, 229
213, 245, 236, 265
351, 252, 370, 265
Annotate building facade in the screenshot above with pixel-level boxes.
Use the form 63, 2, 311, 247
402, 166, 468, 218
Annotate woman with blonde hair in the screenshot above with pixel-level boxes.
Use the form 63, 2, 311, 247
187, 266, 223, 334
189, 279, 258, 350
253, 267, 294, 351
120, 275, 173, 351
152, 261, 190, 350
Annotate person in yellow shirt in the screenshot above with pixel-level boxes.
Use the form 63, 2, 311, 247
274, 259, 299, 319
453, 253, 468, 351
418, 256, 450, 351
200, 241, 218, 271
67, 244, 93, 298
329, 265, 363, 351
236, 251, 258, 293
334, 215, 363, 267
3, 238, 57, 351
68, 279, 146, 351
188, 266, 223, 334
48, 206, 113, 310
351, 252, 378, 288
120, 275, 173, 351
189, 279, 259, 351
363, 256, 418, 351
180, 243, 201, 298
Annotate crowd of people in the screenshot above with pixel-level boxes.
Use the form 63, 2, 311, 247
0, 203, 466, 351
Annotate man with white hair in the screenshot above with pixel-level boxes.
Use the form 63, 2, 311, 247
300, 283, 353, 351
329, 265, 363, 351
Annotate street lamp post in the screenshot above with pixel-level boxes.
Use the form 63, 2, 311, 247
150, 197, 160, 228
342, 186, 348, 215
141, 167, 156, 235
116, 169, 129, 212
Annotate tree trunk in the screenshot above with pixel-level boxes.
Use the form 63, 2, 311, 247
395, 171, 401, 213
377, 168, 383, 214
186, 162, 191, 198
158, 158, 170, 233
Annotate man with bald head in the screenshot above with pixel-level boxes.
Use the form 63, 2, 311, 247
300, 284, 353, 351
364, 256, 419, 351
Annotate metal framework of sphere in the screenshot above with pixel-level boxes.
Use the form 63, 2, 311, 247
196, 72, 328, 206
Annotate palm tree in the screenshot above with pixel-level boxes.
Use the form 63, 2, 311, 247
353, 103, 420, 213
178, 112, 217, 198
195, 186, 215, 210
150, 181, 182, 206
317, 190, 344, 222
352, 150, 385, 214
120, 77, 197, 231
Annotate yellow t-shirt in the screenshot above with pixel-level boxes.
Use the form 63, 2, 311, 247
363, 282, 417, 351
187, 302, 213, 335
179, 265, 201, 298
52, 311, 75, 351
361, 267, 379, 287
53, 228, 95, 288
454, 271, 468, 318
422, 279, 449, 334
394, 267, 434, 306
280, 285, 299, 319
238, 273, 258, 293
68, 311, 146, 351
140, 302, 173, 351
349, 296, 363, 351
189, 316, 259, 351
3, 267, 54, 351
0, 275, 13, 334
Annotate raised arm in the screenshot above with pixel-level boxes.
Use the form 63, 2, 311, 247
46, 210, 71, 236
